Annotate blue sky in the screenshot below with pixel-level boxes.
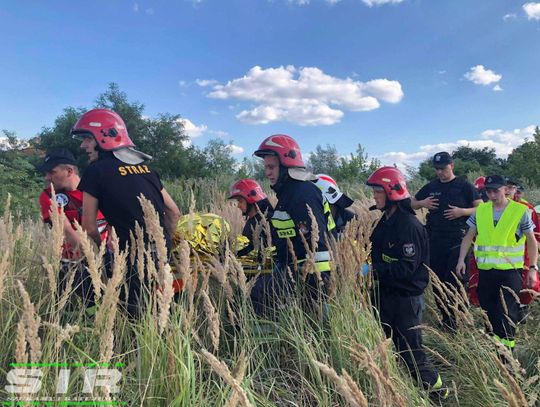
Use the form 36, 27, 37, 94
1, 0, 540, 167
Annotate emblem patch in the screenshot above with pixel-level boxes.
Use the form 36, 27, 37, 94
297, 221, 309, 235
55, 193, 69, 208
403, 243, 415, 257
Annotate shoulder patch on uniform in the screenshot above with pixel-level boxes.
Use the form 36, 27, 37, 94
403, 243, 415, 257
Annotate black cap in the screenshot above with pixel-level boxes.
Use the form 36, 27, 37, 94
432, 151, 453, 168
504, 176, 519, 186
484, 175, 506, 189
39, 149, 77, 173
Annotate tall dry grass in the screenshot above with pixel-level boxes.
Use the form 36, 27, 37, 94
0, 186, 539, 407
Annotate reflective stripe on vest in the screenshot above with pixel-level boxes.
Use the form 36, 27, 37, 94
474, 200, 527, 270
298, 251, 331, 272
271, 210, 297, 238
324, 200, 336, 232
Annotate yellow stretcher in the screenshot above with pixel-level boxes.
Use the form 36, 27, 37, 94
170, 213, 274, 292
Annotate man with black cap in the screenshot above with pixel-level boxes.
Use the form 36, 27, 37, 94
412, 151, 482, 330
72, 109, 181, 318
456, 175, 538, 351
38, 149, 108, 306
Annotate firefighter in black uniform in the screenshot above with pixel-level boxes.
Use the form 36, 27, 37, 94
73, 109, 181, 318
412, 152, 481, 330
314, 174, 356, 238
228, 178, 275, 315
228, 178, 274, 258
254, 134, 335, 311
367, 166, 448, 398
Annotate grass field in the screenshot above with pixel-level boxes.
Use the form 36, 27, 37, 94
0, 183, 539, 407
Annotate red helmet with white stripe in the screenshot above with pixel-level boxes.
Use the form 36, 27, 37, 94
254, 134, 305, 168
71, 109, 134, 151
366, 166, 410, 201
314, 174, 343, 204
228, 179, 267, 204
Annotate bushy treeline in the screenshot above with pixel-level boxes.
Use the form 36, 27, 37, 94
1, 83, 539, 217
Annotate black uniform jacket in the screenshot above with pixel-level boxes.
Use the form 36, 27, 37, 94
370, 206, 430, 296
273, 179, 330, 267
334, 207, 357, 237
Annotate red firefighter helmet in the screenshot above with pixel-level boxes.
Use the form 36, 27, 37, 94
71, 109, 135, 151
474, 176, 486, 191
366, 166, 410, 201
228, 179, 267, 204
254, 134, 305, 168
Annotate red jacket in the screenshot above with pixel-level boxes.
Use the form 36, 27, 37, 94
39, 187, 108, 259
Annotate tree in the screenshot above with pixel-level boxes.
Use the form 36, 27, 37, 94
307, 144, 340, 176
236, 157, 265, 180
334, 144, 380, 183
507, 126, 540, 186
0, 131, 43, 218
34, 83, 205, 178
200, 139, 237, 178
418, 146, 506, 180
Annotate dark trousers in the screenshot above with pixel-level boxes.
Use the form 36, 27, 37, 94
104, 252, 147, 319
374, 291, 439, 387
429, 236, 465, 330
477, 269, 521, 343
250, 265, 329, 318
59, 260, 95, 308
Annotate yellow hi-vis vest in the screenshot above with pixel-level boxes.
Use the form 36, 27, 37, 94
270, 200, 335, 273
474, 200, 527, 270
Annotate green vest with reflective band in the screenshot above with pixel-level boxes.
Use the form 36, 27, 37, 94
474, 200, 527, 270
270, 201, 335, 273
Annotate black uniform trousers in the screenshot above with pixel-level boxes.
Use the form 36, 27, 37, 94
373, 290, 439, 387
250, 265, 330, 318
59, 260, 96, 308
429, 235, 465, 330
477, 268, 521, 344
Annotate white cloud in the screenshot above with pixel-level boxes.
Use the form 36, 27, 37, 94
523, 2, 540, 20
209, 130, 228, 137
503, 13, 517, 21
207, 65, 403, 126
438, 70, 446, 74
178, 118, 207, 138
228, 144, 244, 155
362, 0, 404, 6
493, 84, 503, 92
145, 8, 154, 15
378, 125, 536, 168
178, 80, 188, 87
464, 65, 502, 86
133, 3, 139, 12
196, 79, 218, 87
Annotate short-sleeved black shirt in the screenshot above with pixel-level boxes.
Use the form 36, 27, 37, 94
415, 176, 479, 238
78, 155, 170, 251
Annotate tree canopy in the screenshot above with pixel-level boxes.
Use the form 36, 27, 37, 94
32, 83, 237, 179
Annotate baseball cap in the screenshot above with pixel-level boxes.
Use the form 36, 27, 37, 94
39, 149, 77, 173
504, 176, 519, 186
484, 175, 506, 189
432, 152, 453, 168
